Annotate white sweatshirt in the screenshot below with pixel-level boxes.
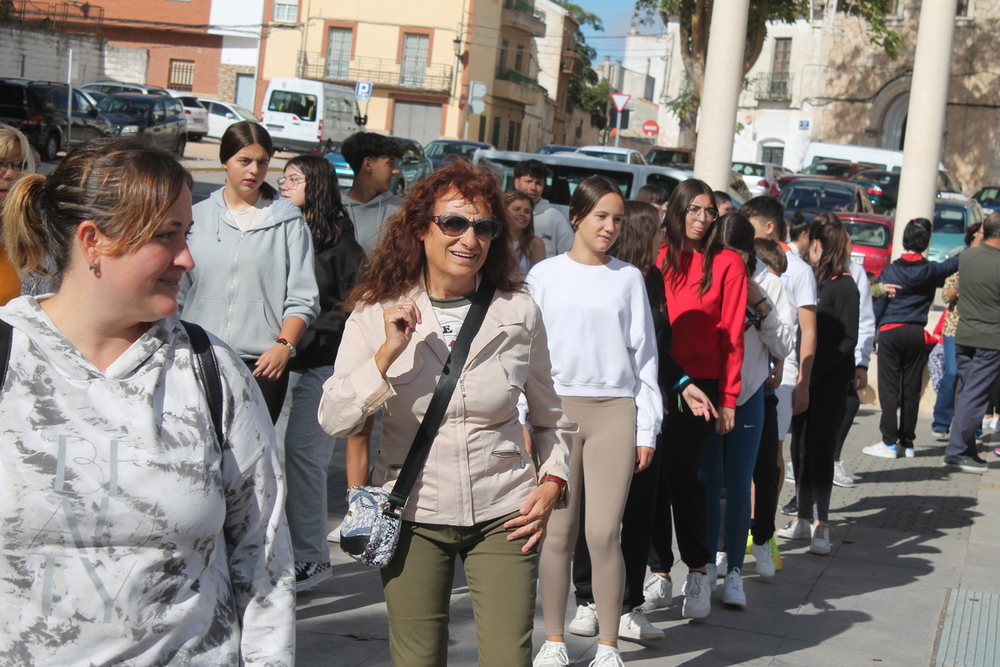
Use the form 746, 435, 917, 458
738, 264, 796, 405
0, 297, 294, 666
526, 254, 662, 448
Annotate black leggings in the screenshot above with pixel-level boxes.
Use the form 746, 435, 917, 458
243, 359, 289, 424
649, 379, 718, 572
751, 392, 780, 544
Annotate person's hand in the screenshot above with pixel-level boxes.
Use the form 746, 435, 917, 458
681, 383, 718, 422
792, 380, 810, 415
854, 367, 868, 391
747, 280, 767, 312
505, 480, 561, 553
253, 343, 292, 380
766, 359, 784, 389
635, 446, 654, 472
715, 406, 735, 434
881, 283, 901, 298
375, 298, 421, 374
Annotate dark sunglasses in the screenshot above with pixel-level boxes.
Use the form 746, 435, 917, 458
432, 213, 503, 241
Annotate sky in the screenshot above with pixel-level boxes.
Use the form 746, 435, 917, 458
570, 0, 665, 63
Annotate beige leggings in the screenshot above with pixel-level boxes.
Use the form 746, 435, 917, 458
539, 396, 636, 644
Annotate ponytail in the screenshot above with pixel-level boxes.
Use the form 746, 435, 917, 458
2, 174, 52, 277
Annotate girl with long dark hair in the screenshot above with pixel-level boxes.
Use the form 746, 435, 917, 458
278, 154, 364, 591
505, 190, 546, 276
179, 121, 319, 422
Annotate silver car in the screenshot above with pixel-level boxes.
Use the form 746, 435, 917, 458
197, 98, 260, 139
173, 96, 209, 142
732, 161, 790, 197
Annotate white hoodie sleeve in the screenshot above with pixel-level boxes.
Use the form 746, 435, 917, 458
630, 274, 663, 449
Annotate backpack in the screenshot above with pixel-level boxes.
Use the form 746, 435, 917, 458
0, 319, 224, 446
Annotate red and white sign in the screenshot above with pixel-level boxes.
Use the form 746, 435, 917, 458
642, 120, 659, 136
611, 93, 631, 113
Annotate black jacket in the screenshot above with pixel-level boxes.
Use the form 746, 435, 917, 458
873, 254, 960, 328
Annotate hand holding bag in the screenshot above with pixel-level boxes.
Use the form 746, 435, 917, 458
340, 280, 496, 567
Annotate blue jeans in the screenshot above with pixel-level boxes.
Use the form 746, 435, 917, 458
701, 385, 765, 572
932, 336, 958, 432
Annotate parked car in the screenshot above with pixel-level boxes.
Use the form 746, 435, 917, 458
261, 77, 362, 152
839, 213, 894, 279
173, 95, 209, 142
0, 78, 113, 160
80, 81, 171, 97
325, 136, 433, 194
778, 178, 881, 223
732, 160, 790, 197
473, 149, 691, 218
928, 199, 985, 262
646, 146, 694, 167
575, 145, 647, 165
536, 144, 577, 155
197, 98, 259, 139
423, 140, 493, 169
97, 93, 188, 155
972, 185, 1000, 214
850, 169, 900, 214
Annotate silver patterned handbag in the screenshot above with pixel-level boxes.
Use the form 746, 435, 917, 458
339, 280, 495, 568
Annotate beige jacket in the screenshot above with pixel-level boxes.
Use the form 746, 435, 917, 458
319, 283, 575, 526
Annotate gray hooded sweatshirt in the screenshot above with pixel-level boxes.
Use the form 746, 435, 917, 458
343, 190, 404, 254
179, 189, 320, 359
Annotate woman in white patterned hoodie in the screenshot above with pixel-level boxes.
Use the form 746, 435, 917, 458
0, 136, 295, 666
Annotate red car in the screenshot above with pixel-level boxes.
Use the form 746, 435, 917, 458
838, 212, 895, 279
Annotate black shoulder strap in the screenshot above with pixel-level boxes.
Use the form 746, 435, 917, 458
0, 319, 12, 393
181, 320, 225, 448
385, 279, 496, 513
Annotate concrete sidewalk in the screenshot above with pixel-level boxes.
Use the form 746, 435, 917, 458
294, 406, 1000, 666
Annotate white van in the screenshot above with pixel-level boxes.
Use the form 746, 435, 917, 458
261, 77, 361, 152
801, 142, 905, 171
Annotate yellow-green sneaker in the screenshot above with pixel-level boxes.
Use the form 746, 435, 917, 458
745, 531, 753, 555
770, 537, 783, 571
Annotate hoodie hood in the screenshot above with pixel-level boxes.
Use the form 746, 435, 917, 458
0, 296, 169, 381
343, 191, 403, 253
209, 188, 303, 233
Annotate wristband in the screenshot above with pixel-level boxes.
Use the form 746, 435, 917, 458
274, 337, 295, 352
540, 474, 568, 501
673, 375, 691, 390
753, 297, 768, 309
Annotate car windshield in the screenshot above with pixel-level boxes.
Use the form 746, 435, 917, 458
733, 162, 765, 177
975, 187, 1000, 205
933, 205, 967, 234
853, 171, 898, 186
578, 149, 627, 163
780, 183, 856, 212
425, 142, 480, 158
268, 90, 316, 121
233, 104, 259, 121
97, 97, 153, 118
480, 156, 632, 207
843, 221, 890, 249
648, 150, 691, 165
803, 162, 853, 177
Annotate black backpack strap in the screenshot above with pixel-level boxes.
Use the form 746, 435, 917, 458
181, 320, 225, 448
0, 319, 12, 393
385, 279, 496, 513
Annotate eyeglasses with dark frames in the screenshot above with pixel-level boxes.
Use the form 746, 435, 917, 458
0, 159, 28, 173
432, 213, 503, 241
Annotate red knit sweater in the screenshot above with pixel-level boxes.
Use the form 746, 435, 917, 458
657, 244, 747, 408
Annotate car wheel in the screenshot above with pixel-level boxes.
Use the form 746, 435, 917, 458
43, 133, 60, 161
175, 135, 186, 157
188, 133, 203, 142
393, 177, 406, 195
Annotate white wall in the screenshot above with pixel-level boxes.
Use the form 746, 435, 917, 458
533, 0, 568, 101
0, 24, 103, 84
209, 0, 265, 38
221, 35, 260, 67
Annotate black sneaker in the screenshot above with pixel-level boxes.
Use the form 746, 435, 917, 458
781, 498, 798, 516
944, 458, 987, 474
295, 561, 332, 592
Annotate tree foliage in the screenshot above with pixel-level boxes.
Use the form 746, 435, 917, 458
555, 0, 611, 129
634, 0, 899, 145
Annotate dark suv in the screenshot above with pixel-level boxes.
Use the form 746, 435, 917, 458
96, 94, 188, 155
0, 78, 113, 160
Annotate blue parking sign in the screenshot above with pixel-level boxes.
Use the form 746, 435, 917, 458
355, 81, 373, 102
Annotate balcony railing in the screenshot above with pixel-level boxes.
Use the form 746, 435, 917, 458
497, 66, 540, 88
503, 0, 545, 24
754, 72, 793, 102
297, 52, 454, 92
561, 49, 583, 77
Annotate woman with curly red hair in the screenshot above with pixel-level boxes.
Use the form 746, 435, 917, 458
318, 159, 574, 666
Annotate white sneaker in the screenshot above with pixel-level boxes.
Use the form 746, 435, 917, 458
904, 447, 915, 458
784, 467, 795, 483
862, 442, 900, 459
722, 568, 746, 608
326, 519, 344, 543
715, 550, 727, 572
776, 518, 811, 540
588, 650, 625, 667
568, 603, 598, 637
832, 461, 855, 488
705, 562, 718, 593
991, 416, 999, 431
640, 573, 671, 610
681, 572, 711, 619
619, 608, 664, 641
810, 523, 832, 555
750, 541, 775, 577
533, 641, 569, 667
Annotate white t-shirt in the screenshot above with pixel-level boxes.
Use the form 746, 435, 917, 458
228, 196, 270, 232
780, 248, 818, 387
